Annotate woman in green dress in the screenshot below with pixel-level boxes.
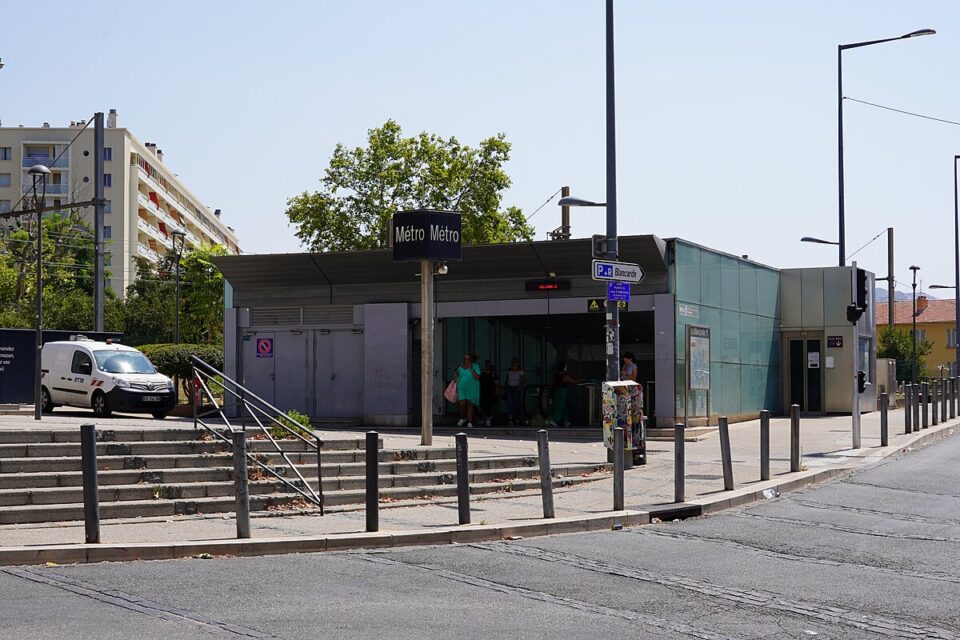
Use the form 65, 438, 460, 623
454, 353, 481, 428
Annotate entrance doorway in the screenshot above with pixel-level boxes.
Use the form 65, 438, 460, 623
787, 337, 823, 413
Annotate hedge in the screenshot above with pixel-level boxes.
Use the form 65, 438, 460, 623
138, 343, 224, 378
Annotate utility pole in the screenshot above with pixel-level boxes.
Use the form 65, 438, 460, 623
93, 112, 105, 332
887, 227, 894, 329
605, 0, 620, 383
420, 259, 434, 446
560, 186, 570, 240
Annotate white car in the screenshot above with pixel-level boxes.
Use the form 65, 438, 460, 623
40, 337, 176, 419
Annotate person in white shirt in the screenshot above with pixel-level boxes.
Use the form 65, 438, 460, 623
505, 357, 526, 426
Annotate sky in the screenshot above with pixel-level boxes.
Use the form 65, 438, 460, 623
2, 1, 959, 294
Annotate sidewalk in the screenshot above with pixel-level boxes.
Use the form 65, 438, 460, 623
0, 407, 956, 563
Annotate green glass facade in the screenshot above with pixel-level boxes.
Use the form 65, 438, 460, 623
672, 241, 781, 418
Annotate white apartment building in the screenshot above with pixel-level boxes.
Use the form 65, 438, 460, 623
0, 110, 240, 294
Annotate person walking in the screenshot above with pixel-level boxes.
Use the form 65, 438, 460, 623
547, 361, 582, 427
454, 353, 481, 428
479, 360, 500, 427
621, 351, 638, 382
505, 357, 526, 426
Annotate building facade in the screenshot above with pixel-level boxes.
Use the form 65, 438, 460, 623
0, 111, 240, 295
876, 296, 957, 376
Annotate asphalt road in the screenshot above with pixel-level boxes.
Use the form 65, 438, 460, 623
3, 432, 960, 639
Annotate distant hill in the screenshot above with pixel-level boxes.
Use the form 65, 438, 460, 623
875, 287, 939, 302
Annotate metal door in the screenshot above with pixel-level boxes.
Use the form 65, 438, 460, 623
312, 331, 334, 416
787, 337, 823, 414
244, 333, 275, 407
274, 331, 309, 414
331, 331, 363, 417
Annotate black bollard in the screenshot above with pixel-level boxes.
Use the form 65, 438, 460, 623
921, 382, 929, 429
904, 383, 912, 434
760, 410, 770, 481
537, 430, 555, 519
365, 430, 379, 532
456, 432, 470, 524
674, 423, 685, 503
718, 416, 733, 491
613, 427, 625, 511
314, 432, 325, 516
80, 424, 100, 544
790, 404, 801, 473
232, 429, 251, 539
913, 384, 921, 433
880, 392, 888, 447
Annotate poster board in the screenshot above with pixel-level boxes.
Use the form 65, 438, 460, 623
688, 325, 711, 391
602, 380, 643, 452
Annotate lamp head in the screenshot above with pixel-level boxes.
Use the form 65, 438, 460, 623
909, 265, 921, 272
28, 164, 51, 176
800, 236, 838, 245
558, 196, 606, 208
902, 28, 936, 38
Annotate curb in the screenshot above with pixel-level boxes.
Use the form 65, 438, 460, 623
0, 420, 955, 567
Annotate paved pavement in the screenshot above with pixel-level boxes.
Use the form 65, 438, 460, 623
2, 415, 959, 639
0, 405, 953, 550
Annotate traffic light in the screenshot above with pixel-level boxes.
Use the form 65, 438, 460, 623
857, 370, 867, 394
847, 268, 868, 325
592, 234, 608, 259
847, 303, 864, 324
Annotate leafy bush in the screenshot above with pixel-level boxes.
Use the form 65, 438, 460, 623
272, 409, 313, 440
138, 343, 224, 378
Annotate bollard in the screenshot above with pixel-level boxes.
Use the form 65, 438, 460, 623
674, 423, 685, 503
718, 416, 734, 491
904, 383, 912, 434
537, 430, 555, 519
790, 404, 801, 473
314, 432, 325, 516
613, 426, 625, 511
952, 378, 957, 419
80, 423, 100, 544
943, 378, 948, 421
759, 410, 770, 481
232, 429, 251, 539
932, 381, 939, 426
921, 382, 929, 429
455, 432, 471, 524
913, 384, 921, 433
880, 392, 888, 447
365, 430, 379, 532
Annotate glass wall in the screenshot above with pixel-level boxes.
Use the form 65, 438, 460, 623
672, 241, 781, 418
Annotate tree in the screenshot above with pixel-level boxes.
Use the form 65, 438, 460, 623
285, 120, 533, 252
179, 245, 228, 345
877, 325, 933, 382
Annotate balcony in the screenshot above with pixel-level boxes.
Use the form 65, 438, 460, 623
137, 242, 159, 263
21, 182, 70, 196
22, 156, 69, 169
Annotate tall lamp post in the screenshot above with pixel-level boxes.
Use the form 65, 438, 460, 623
170, 230, 186, 345
910, 265, 921, 388
837, 28, 935, 267
29, 164, 51, 421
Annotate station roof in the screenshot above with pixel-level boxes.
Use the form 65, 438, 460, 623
214, 235, 669, 290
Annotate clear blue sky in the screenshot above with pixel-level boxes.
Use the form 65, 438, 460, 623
3, 1, 959, 293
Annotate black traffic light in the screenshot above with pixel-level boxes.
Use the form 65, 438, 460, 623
855, 268, 868, 309
592, 234, 609, 259
847, 303, 864, 324
857, 370, 867, 394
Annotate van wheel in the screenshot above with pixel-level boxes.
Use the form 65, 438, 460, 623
40, 387, 54, 413
151, 412, 167, 420
92, 391, 112, 418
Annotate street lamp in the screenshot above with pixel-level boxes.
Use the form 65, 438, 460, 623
171, 230, 186, 345
954, 155, 960, 375
910, 265, 921, 389
28, 164, 51, 421
837, 28, 935, 267
800, 236, 839, 246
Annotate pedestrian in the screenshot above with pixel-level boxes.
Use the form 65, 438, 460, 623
479, 360, 499, 427
454, 353, 481, 428
547, 361, 582, 427
505, 357, 526, 426
621, 351, 638, 382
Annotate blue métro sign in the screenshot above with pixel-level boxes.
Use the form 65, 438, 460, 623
392, 210, 462, 262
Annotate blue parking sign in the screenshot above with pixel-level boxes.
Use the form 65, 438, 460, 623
607, 281, 630, 302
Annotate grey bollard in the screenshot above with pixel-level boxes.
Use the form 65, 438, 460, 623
932, 381, 939, 426
913, 384, 921, 432
904, 383, 912, 433
921, 382, 929, 429
613, 426, 625, 511
943, 378, 949, 420
880, 393, 888, 447
718, 416, 734, 491
952, 378, 957, 419
674, 423, 685, 503
365, 431, 379, 532
232, 429, 251, 539
759, 410, 770, 481
456, 432, 471, 524
315, 432, 325, 516
790, 404, 801, 473
537, 430, 555, 519
80, 424, 100, 544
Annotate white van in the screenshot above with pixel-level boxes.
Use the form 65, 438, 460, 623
40, 337, 176, 419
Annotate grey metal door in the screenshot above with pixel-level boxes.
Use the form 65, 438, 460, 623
332, 331, 363, 417
274, 331, 309, 414
312, 331, 334, 417
244, 333, 275, 407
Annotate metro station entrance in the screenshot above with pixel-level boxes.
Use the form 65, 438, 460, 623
784, 334, 824, 414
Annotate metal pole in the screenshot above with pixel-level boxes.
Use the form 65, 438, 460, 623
837, 45, 846, 267
604, 0, 621, 383
174, 253, 181, 344
560, 185, 571, 240
942, 376, 948, 422
93, 112, 105, 332
932, 380, 939, 426
851, 264, 861, 449
613, 426, 624, 510
365, 431, 379, 532
790, 404, 801, 472
80, 423, 100, 544
921, 381, 929, 429
887, 227, 894, 329
455, 432, 470, 524
880, 392, 888, 447
315, 432, 325, 516
904, 383, 912, 433
420, 259, 434, 446
759, 410, 770, 481
955, 156, 959, 375
674, 423, 685, 503
32, 173, 43, 422
951, 377, 956, 419
537, 430, 555, 519
912, 271, 918, 389
718, 416, 733, 491
232, 429, 251, 539
913, 383, 921, 431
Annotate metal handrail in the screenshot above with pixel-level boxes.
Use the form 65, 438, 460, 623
189, 355, 324, 514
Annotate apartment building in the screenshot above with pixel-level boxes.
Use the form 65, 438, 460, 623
0, 110, 240, 294
876, 295, 958, 376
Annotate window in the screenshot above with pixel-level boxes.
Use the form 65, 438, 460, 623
0, 200, 10, 213
912, 329, 927, 342
103, 173, 112, 187
103, 225, 111, 240
0, 148, 11, 161
70, 350, 93, 375
0, 173, 10, 187
103, 199, 112, 213
103, 147, 112, 161
949, 329, 958, 348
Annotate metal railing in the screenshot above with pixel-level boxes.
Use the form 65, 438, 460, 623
190, 355, 325, 514
22, 156, 69, 168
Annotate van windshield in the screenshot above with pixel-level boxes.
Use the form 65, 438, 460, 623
93, 351, 157, 374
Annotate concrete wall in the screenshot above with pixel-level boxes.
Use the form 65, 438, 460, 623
362, 303, 409, 426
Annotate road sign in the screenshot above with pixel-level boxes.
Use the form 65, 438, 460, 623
592, 259, 644, 283
587, 299, 628, 313
256, 338, 274, 359
607, 281, 630, 302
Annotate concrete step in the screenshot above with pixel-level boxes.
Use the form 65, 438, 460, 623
646, 427, 717, 442
0, 429, 373, 450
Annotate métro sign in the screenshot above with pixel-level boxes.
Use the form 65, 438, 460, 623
592, 259, 644, 283
392, 210, 462, 262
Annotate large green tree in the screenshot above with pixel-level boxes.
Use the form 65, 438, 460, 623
285, 120, 533, 252
877, 325, 934, 383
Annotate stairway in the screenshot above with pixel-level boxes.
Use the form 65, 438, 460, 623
0, 427, 609, 525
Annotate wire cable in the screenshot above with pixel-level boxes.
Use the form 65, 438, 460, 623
847, 229, 886, 261
845, 97, 960, 128
524, 187, 563, 221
